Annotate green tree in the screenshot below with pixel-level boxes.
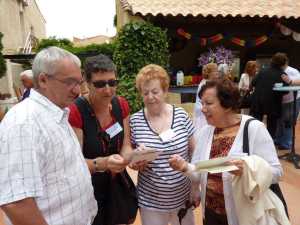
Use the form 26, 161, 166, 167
113, 21, 169, 112
0, 32, 6, 78
35, 37, 116, 64
35, 37, 74, 52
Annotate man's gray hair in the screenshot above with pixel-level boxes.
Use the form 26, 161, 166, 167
32, 46, 81, 81
20, 69, 33, 78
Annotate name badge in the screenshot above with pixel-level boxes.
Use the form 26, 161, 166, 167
106, 122, 123, 138
159, 129, 176, 142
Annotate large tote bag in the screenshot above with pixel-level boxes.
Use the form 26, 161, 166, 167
242, 118, 289, 218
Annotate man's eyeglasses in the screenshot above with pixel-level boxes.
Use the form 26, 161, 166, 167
46, 75, 84, 89
92, 79, 118, 88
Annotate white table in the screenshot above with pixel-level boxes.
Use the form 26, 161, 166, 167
273, 86, 300, 169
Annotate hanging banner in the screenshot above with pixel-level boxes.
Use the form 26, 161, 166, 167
177, 28, 191, 39
276, 22, 300, 41
231, 37, 245, 46
255, 35, 268, 46
176, 28, 270, 48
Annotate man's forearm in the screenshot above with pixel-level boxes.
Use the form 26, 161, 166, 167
1, 198, 48, 225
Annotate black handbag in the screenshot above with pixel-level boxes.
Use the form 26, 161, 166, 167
102, 170, 138, 225
240, 90, 253, 109
242, 118, 289, 217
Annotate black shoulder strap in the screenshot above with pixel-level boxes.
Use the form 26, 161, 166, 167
111, 96, 123, 128
242, 118, 256, 155
74, 96, 94, 117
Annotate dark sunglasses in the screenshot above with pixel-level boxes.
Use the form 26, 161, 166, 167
92, 79, 118, 88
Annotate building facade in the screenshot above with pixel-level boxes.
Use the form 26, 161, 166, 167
0, 0, 46, 54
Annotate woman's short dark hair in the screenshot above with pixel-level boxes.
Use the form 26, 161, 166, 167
199, 78, 240, 110
83, 54, 116, 82
271, 52, 288, 68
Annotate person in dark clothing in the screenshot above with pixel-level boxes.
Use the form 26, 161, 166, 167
250, 53, 289, 138
68, 54, 138, 225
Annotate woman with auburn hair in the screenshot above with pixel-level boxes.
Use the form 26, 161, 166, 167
130, 64, 198, 225
194, 63, 219, 130
239, 60, 257, 114
239, 60, 257, 92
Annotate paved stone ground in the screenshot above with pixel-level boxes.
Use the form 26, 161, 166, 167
1, 124, 300, 225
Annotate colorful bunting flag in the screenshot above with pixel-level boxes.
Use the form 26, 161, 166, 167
276, 22, 300, 41
177, 28, 191, 39
176, 28, 271, 48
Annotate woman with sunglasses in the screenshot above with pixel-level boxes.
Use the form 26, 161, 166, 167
68, 54, 134, 225
130, 64, 197, 225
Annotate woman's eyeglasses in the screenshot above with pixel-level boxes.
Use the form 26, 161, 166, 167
92, 79, 118, 88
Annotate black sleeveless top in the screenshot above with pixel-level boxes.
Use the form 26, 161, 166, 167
74, 96, 124, 202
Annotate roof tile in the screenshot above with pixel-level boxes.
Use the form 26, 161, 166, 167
121, 0, 300, 18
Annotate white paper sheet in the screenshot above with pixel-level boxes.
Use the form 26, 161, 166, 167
127, 149, 160, 164
194, 156, 239, 173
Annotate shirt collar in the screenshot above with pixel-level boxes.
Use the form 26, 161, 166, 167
29, 89, 69, 123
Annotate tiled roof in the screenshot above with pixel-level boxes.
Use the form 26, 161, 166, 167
120, 0, 300, 18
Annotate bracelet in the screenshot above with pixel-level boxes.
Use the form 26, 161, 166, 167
93, 158, 106, 173
93, 159, 99, 172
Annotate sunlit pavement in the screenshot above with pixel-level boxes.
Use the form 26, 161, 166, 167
1, 125, 300, 225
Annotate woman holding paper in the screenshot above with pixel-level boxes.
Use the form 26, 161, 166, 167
68, 54, 136, 225
169, 78, 283, 225
130, 64, 197, 225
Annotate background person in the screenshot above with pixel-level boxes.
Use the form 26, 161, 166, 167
238, 60, 257, 93
19, 69, 34, 100
169, 79, 283, 225
250, 52, 289, 139
238, 60, 257, 114
0, 46, 97, 225
275, 65, 300, 150
194, 63, 219, 131
68, 54, 134, 225
130, 64, 197, 225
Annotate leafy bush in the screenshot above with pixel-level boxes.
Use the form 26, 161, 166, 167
113, 21, 169, 113
35, 37, 74, 52
74, 42, 116, 62
0, 32, 6, 78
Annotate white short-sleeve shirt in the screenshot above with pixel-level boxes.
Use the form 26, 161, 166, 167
0, 89, 97, 225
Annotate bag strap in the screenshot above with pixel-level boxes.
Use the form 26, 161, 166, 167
111, 96, 123, 128
242, 118, 256, 155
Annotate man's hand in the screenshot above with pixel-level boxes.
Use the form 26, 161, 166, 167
106, 154, 128, 173
169, 154, 188, 172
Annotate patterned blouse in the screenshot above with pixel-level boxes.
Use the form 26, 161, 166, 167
205, 122, 240, 215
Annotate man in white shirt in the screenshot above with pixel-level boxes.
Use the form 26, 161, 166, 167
0, 47, 97, 225
19, 69, 34, 100
275, 65, 300, 150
